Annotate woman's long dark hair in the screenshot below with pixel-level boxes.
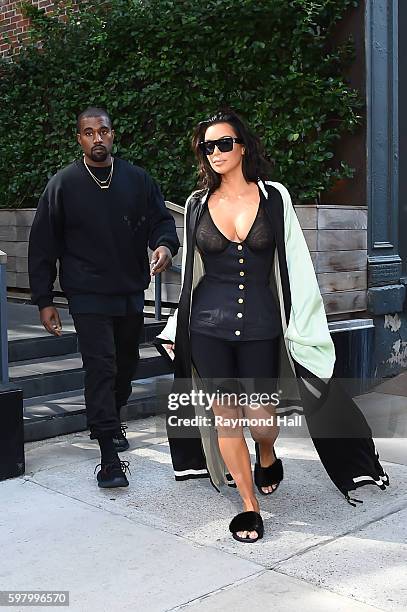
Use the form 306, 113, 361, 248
191, 109, 274, 192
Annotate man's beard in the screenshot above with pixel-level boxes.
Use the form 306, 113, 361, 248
90, 146, 108, 162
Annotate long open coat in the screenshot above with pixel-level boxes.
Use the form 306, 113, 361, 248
158, 180, 389, 505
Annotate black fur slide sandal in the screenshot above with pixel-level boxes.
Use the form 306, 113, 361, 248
229, 511, 264, 543
254, 442, 284, 496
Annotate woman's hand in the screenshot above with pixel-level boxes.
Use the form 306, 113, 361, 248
163, 343, 175, 359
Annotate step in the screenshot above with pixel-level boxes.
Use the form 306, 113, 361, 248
8, 319, 166, 363
10, 346, 173, 399
9, 332, 79, 363
23, 374, 173, 442
8, 292, 176, 318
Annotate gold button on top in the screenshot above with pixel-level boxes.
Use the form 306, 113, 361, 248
235, 330, 241, 336
237, 244, 243, 251
239, 271, 245, 277
239, 284, 244, 290
237, 313, 243, 318
238, 298, 243, 304
239, 258, 244, 264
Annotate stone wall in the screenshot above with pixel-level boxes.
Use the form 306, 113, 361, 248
0, 209, 34, 289
0, 203, 368, 317
150, 203, 370, 317
0, 204, 183, 301
296, 204, 368, 316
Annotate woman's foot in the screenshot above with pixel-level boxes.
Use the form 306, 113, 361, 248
254, 442, 283, 495
258, 444, 277, 493
236, 497, 260, 540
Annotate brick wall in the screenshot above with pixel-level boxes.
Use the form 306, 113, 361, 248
0, 1, 69, 57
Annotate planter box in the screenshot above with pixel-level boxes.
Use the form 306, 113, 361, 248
0, 203, 368, 316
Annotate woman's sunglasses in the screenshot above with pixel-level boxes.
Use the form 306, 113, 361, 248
198, 136, 243, 156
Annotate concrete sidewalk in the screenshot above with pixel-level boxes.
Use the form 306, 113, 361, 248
1, 418, 407, 612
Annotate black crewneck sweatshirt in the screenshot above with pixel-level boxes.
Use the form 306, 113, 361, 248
28, 158, 180, 310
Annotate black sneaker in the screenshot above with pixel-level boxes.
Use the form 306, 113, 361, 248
112, 424, 130, 452
94, 460, 131, 488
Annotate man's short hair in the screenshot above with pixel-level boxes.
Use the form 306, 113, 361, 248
77, 107, 112, 133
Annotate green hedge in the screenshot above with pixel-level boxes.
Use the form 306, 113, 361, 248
0, 0, 360, 208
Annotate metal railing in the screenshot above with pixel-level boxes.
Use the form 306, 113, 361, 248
154, 274, 162, 321
153, 201, 184, 321
0, 250, 8, 383
154, 264, 182, 321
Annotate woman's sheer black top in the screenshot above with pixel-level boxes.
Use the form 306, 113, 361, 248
190, 189, 282, 341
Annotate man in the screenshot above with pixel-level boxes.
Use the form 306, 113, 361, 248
28, 106, 180, 488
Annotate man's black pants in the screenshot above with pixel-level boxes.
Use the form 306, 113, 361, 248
72, 313, 144, 439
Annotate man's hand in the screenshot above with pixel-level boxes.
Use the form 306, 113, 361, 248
150, 246, 172, 276
40, 306, 62, 336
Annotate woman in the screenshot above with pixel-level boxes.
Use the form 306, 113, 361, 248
156, 110, 389, 543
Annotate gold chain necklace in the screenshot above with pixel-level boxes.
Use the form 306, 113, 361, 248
83, 155, 114, 189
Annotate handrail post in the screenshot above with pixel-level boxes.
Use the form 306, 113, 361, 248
0, 251, 9, 384
154, 272, 162, 321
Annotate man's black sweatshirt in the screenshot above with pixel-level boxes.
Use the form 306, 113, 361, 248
28, 158, 180, 310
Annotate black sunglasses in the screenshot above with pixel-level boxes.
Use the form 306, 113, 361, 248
198, 136, 243, 156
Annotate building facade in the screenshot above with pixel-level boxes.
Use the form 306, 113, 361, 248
1, 0, 406, 380
0, 0, 56, 57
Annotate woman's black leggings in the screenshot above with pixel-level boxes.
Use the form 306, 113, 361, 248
190, 332, 281, 394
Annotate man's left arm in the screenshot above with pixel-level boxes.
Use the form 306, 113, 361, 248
145, 173, 180, 275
